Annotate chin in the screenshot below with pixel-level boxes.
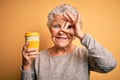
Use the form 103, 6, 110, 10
56, 43, 71, 48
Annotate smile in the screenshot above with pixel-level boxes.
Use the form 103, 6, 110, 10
56, 36, 68, 42
57, 37, 67, 39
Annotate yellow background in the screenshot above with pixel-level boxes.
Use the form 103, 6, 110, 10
0, 0, 120, 80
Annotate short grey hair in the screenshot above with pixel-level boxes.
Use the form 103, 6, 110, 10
47, 4, 79, 28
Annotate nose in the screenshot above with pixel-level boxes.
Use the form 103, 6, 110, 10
58, 22, 71, 35
58, 23, 69, 35
58, 29, 66, 35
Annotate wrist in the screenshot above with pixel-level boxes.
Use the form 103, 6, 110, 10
77, 32, 85, 41
22, 59, 31, 70
22, 64, 30, 71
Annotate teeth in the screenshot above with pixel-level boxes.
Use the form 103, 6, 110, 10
57, 37, 66, 39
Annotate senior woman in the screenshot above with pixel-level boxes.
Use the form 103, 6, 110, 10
21, 4, 117, 80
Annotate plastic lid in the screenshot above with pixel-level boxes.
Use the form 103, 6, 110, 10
25, 32, 40, 36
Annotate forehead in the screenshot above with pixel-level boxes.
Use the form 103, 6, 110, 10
52, 15, 67, 24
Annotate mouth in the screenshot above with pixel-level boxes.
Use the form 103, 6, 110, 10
55, 36, 68, 42
56, 36, 67, 39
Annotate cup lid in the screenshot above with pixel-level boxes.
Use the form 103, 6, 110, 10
25, 32, 40, 36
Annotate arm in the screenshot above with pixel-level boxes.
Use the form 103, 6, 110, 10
21, 65, 36, 80
63, 11, 117, 73
21, 43, 38, 80
81, 34, 117, 73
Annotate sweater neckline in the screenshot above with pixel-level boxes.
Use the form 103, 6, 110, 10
46, 46, 78, 58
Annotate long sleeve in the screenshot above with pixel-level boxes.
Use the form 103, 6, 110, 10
21, 63, 37, 80
81, 34, 117, 73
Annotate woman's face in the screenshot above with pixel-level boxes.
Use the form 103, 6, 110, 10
50, 15, 75, 48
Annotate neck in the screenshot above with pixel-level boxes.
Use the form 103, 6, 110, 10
55, 45, 71, 54
48, 44, 75, 56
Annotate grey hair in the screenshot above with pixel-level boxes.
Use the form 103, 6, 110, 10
47, 4, 79, 28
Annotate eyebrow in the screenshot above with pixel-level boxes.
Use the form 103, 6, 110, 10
52, 16, 66, 23
52, 19, 63, 24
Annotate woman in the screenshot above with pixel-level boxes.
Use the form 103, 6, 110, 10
21, 4, 117, 80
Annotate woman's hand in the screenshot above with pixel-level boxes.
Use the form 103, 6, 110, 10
63, 11, 85, 40
22, 42, 39, 70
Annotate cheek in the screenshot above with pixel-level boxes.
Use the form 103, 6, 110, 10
67, 29, 75, 37
50, 29, 57, 42
70, 29, 75, 35
51, 32, 56, 37
66, 33, 74, 41
51, 34, 56, 44
50, 28, 57, 36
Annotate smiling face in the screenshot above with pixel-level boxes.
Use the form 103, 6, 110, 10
49, 15, 75, 48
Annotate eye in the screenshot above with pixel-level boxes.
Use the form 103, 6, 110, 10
67, 25, 73, 29
53, 25, 60, 28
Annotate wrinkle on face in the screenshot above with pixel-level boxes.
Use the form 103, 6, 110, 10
49, 15, 75, 48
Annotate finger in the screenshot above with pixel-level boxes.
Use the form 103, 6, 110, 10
28, 52, 39, 56
63, 22, 71, 30
76, 13, 83, 28
28, 51, 39, 57
29, 55, 38, 59
22, 43, 29, 55
65, 11, 76, 23
27, 48, 38, 52
23, 48, 38, 56
66, 32, 74, 39
23, 42, 29, 50
76, 12, 80, 22
63, 12, 71, 22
